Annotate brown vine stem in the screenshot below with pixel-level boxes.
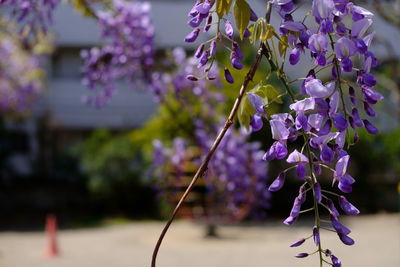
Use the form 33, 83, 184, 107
150, 2, 272, 267
78, 0, 99, 20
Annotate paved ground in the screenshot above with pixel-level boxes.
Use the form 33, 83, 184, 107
0, 213, 398, 267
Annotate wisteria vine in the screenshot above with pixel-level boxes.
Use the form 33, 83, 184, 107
153, 0, 383, 267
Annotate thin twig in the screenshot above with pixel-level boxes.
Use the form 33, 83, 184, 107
79, 0, 99, 19
150, 3, 273, 267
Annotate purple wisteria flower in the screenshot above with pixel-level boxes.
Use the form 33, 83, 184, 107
339, 196, 360, 215
305, 78, 334, 98
184, 0, 253, 84
331, 216, 351, 235
271, 0, 294, 16
312, 0, 335, 22
225, 20, 234, 40
290, 97, 315, 130
295, 253, 309, 258
314, 183, 322, 203
309, 34, 328, 66
331, 254, 342, 267
287, 150, 309, 179
270, 119, 290, 141
334, 37, 357, 72
268, 172, 285, 192
185, 28, 200, 43
247, 92, 267, 131
290, 238, 305, 247
313, 226, 320, 245
224, 68, 234, 84
284, 196, 302, 225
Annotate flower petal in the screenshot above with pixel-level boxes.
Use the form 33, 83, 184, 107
305, 79, 334, 98
247, 92, 265, 115
269, 172, 285, 192
287, 149, 309, 163
339, 196, 360, 215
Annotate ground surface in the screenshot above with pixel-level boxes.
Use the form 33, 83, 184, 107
0, 213, 398, 267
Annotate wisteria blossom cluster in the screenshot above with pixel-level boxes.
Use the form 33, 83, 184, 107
0, 34, 43, 117
149, 47, 223, 106
151, 48, 271, 220
0, 0, 59, 41
81, 0, 154, 107
185, 0, 258, 84
184, 0, 382, 266
153, 126, 271, 220
195, 122, 271, 220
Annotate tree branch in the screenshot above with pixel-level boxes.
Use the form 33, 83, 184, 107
150, 2, 273, 267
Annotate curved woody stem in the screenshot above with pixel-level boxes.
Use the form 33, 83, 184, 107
150, 2, 273, 267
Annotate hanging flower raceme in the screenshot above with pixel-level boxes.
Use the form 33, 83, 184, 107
0, 0, 59, 42
184, 0, 258, 84
254, 0, 382, 265
81, 0, 155, 107
0, 32, 43, 117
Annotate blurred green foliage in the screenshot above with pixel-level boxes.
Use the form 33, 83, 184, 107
355, 127, 400, 174
77, 129, 143, 195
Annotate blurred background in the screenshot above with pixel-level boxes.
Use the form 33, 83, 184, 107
0, 0, 399, 266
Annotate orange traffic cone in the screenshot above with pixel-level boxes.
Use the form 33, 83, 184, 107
44, 214, 59, 258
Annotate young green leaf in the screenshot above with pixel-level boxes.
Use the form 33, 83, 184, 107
233, 0, 251, 39
238, 94, 252, 130
248, 18, 273, 45
249, 21, 261, 45
262, 24, 273, 42
264, 84, 283, 104
279, 35, 288, 57
216, 0, 234, 19
248, 24, 256, 44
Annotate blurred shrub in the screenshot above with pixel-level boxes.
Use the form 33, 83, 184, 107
77, 129, 143, 194
74, 128, 159, 218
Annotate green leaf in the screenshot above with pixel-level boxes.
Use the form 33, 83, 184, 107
249, 21, 261, 45
233, 0, 251, 39
264, 84, 283, 104
249, 82, 283, 107
279, 35, 288, 57
238, 94, 253, 130
237, 78, 283, 129
249, 82, 268, 103
248, 24, 256, 44
248, 18, 273, 45
216, 0, 233, 19
262, 24, 273, 42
